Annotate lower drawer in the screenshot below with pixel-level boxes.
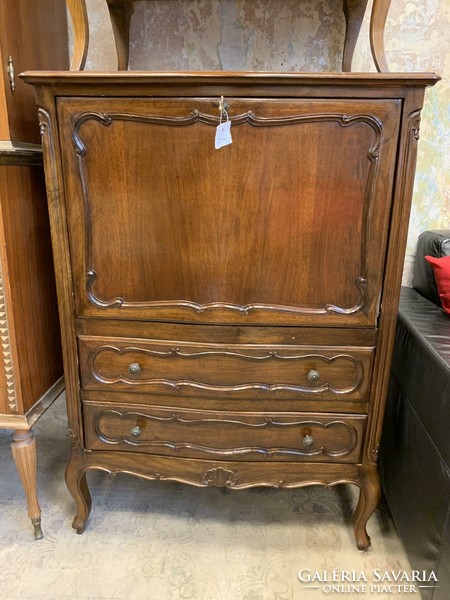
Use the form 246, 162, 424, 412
84, 403, 367, 463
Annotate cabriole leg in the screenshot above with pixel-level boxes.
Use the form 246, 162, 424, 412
65, 450, 92, 534
353, 465, 381, 550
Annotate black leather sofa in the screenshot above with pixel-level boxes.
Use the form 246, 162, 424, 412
379, 230, 450, 600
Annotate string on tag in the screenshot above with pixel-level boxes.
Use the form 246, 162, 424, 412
215, 96, 232, 149
218, 95, 229, 124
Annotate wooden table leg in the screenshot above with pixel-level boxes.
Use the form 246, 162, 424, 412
67, 0, 89, 71
342, 0, 369, 71
11, 429, 43, 540
353, 464, 381, 550
65, 448, 92, 534
106, 0, 135, 70
370, 0, 392, 72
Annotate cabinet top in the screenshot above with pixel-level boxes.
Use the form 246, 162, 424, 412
21, 70, 440, 92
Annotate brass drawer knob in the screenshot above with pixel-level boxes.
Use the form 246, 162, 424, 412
130, 425, 141, 438
128, 362, 141, 375
303, 434, 314, 448
307, 369, 320, 382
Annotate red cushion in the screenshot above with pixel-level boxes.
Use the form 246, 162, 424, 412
425, 255, 450, 315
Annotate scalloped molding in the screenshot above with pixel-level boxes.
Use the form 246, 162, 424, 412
87, 344, 364, 395
73, 108, 382, 315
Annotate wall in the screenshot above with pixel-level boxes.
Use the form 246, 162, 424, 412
352, 0, 449, 284
74, 0, 449, 284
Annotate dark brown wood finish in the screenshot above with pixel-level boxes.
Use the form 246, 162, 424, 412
58, 96, 400, 327
78, 336, 373, 401
84, 403, 367, 463
24, 71, 439, 550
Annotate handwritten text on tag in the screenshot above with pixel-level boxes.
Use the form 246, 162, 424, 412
215, 120, 232, 149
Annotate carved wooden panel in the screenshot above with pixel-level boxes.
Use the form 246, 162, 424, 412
79, 336, 374, 401
84, 403, 366, 463
58, 97, 401, 326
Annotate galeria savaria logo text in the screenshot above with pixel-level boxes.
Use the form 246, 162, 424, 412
297, 568, 438, 594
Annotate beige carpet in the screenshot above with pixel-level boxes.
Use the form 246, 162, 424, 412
0, 395, 418, 600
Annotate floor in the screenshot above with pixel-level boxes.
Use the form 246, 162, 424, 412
0, 395, 420, 600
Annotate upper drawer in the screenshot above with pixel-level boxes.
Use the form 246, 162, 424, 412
79, 336, 374, 402
57, 97, 401, 327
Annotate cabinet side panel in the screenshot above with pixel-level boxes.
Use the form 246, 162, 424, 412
0, 164, 63, 413
0, 208, 21, 415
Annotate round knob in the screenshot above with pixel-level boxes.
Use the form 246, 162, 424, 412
307, 369, 320, 382
303, 434, 314, 448
130, 425, 141, 438
128, 362, 141, 375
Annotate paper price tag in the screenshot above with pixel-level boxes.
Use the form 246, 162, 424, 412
215, 120, 232, 149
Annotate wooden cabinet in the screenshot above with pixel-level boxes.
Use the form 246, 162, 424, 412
25, 71, 438, 548
0, 0, 68, 538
